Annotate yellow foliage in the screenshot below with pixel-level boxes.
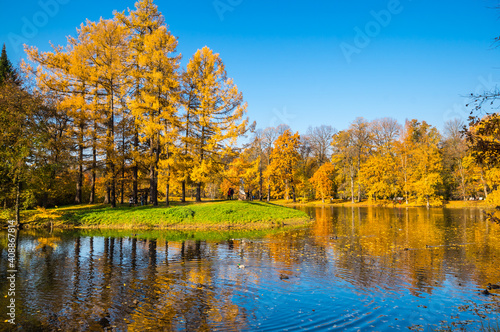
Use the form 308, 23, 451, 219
309, 162, 336, 202
267, 130, 301, 200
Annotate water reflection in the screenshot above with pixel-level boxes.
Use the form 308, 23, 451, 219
0, 207, 499, 331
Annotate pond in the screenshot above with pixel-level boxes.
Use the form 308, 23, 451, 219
1, 206, 500, 331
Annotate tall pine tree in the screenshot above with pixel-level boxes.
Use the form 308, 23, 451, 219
0, 44, 18, 85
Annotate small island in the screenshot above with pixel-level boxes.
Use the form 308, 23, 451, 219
13, 200, 310, 230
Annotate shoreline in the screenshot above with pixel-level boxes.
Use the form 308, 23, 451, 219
273, 199, 495, 209
39, 218, 312, 231
0, 200, 311, 231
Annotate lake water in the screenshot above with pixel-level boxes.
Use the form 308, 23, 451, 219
1, 206, 500, 331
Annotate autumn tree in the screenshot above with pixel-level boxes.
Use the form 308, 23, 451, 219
267, 129, 301, 202
177, 66, 201, 202
465, 103, 500, 202
371, 118, 400, 152
359, 118, 400, 200
350, 117, 372, 202
307, 125, 336, 166
359, 152, 399, 200
295, 135, 315, 200
309, 162, 336, 202
0, 80, 42, 225
248, 129, 266, 200
403, 120, 443, 207
0, 44, 18, 85
222, 149, 259, 200
26, 15, 130, 207
119, 0, 181, 206
26, 29, 91, 206
32, 95, 74, 207
184, 46, 248, 202
260, 125, 289, 201
331, 129, 357, 202
442, 118, 470, 200
82, 19, 129, 207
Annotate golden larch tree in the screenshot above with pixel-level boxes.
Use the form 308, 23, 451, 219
184, 46, 248, 202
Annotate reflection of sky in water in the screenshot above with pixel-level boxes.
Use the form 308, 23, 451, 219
0, 207, 499, 331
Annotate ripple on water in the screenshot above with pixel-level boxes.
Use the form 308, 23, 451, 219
3, 207, 500, 331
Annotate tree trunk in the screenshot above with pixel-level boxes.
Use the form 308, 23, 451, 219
350, 176, 355, 204
181, 181, 186, 203
149, 141, 157, 206
259, 160, 263, 201
75, 141, 83, 204
196, 182, 202, 202
89, 128, 96, 204
357, 156, 361, 202
182, 107, 191, 203
149, 163, 155, 205
120, 171, 124, 205
110, 164, 116, 207
459, 162, 466, 201
480, 168, 488, 198
120, 116, 126, 205
132, 129, 138, 205
104, 188, 110, 204
267, 183, 271, 202
285, 181, 289, 201
149, 136, 159, 206
107, 87, 116, 208
15, 178, 21, 227
166, 183, 170, 207
196, 128, 205, 203
292, 185, 296, 203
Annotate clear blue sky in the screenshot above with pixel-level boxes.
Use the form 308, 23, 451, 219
1, 0, 499, 134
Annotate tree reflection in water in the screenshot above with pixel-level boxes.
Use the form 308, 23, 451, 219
0, 207, 499, 331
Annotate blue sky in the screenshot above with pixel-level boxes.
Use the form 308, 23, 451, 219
1, 0, 499, 134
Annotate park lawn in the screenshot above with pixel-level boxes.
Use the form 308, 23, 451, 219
4, 200, 310, 230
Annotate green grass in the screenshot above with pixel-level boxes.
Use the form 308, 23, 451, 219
2, 200, 310, 230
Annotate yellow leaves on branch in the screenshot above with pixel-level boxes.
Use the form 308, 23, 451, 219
267, 130, 301, 199
183, 46, 248, 186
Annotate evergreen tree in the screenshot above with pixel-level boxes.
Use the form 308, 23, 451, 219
0, 44, 18, 85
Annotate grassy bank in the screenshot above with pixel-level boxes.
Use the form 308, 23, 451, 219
0, 200, 310, 230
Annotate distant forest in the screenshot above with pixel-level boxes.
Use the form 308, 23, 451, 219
1, 0, 499, 220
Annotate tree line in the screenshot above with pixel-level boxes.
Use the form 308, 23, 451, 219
1, 0, 500, 224
231, 114, 499, 207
